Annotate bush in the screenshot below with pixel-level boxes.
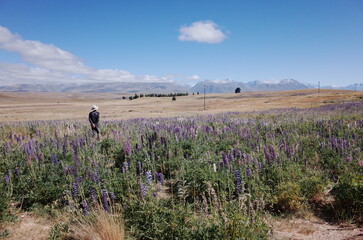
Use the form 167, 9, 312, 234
0, 183, 10, 221
331, 173, 363, 220
124, 198, 269, 240
272, 181, 303, 213
300, 175, 325, 201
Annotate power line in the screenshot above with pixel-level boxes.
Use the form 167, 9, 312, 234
203, 85, 206, 111
318, 81, 320, 93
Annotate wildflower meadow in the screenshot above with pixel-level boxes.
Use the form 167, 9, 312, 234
1, 101, 362, 239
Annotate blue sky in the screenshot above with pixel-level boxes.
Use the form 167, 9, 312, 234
0, 0, 362, 87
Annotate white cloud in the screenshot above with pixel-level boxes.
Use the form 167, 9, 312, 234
0, 26, 175, 85
178, 21, 227, 44
188, 75, 200, 80
0, 63, 79, 85
0, 26, 91, 74
86, 69, 135, 81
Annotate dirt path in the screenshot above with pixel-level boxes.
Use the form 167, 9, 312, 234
1, 212, 363, 239
270, 217, 363, 240
0, 213, 52, 240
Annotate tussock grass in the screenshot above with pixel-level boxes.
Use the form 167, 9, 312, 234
68, 205, 124, 240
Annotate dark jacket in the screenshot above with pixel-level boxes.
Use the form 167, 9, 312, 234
89, 111, 100, 125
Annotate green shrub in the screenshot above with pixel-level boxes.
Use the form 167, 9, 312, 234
331, 173, 363, 220
300, 174, 326, 201
272, 181, 303, 213
0, 183, 10, 221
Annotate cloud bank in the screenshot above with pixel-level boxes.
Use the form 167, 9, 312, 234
0, 26, 91, 74
178, 21, 227, 44
0, 26, 185, 85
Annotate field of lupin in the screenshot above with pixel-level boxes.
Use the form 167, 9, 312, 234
1, 101, 363, 239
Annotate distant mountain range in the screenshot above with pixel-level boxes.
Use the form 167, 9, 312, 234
0, 82, 190, 93
191, 79, 314, 93
0, 79, 361, 93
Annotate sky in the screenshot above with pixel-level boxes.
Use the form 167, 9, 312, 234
0, 0, 362, 87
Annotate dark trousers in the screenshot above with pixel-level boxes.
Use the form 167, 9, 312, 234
91, 123, 100, 137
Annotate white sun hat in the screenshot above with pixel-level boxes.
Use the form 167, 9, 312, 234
91, 105, 99, 111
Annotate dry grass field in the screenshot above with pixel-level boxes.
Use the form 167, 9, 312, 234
0, 89, 362, 122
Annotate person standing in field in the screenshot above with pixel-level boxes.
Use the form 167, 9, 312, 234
89, 105, 100, 140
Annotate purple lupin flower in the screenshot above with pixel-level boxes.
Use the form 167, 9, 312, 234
91, 170, 100, 183
257, 161, 262, 170
71, 182, 78, 198
102, 189, 110, 213
237, 150, 242, 159
122, 161, 129, 174
222, 153, 229, 166
64, 166, 77, 177
72, 139, 78, 155
264, 146, 271, 165
247, 153, 253, 164
124, 141, 132, 156
15, 167, 21, 176
140, 183, 147, 198
228, 153, 234, 162
92, 159, 98, 168
16, 135, 22, 144
246, 168, 252, 178
56, 139, 61, 150
156, 172, 164, 185
109, 192, 116, 201
233, 149, 237, 159
269, 145, 276, 160
4, 174, 10, 184
234, 170, 242, 196
90, 187, 97, 203
73, 154, 81, 168
82, 200, 89, 216
50, 153, 59, 166
145, 171, 153, 184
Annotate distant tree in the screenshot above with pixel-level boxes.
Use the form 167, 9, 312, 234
129, 96, 133, 100
134, 93, 139, 99
172, 96, 176, 101
122, 96, 126, 99
235, 87, 241, 93
140, 94, 144, 98
197, 92, 199, 95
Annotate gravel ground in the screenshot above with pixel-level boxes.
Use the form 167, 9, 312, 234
270, 217, 363, 240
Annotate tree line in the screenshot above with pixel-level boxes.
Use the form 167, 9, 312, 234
125, 92, 189, 100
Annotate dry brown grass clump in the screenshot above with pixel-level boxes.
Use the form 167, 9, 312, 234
68, 205, 124, 240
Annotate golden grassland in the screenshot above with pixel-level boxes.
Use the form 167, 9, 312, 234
0, 89, 362, 122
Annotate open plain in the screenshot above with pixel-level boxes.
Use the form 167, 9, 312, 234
1, 89, 363, 240
0, 89, 362, 122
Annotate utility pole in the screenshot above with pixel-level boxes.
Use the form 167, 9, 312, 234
318, 81, 320, 93
203, 85, 206, 111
